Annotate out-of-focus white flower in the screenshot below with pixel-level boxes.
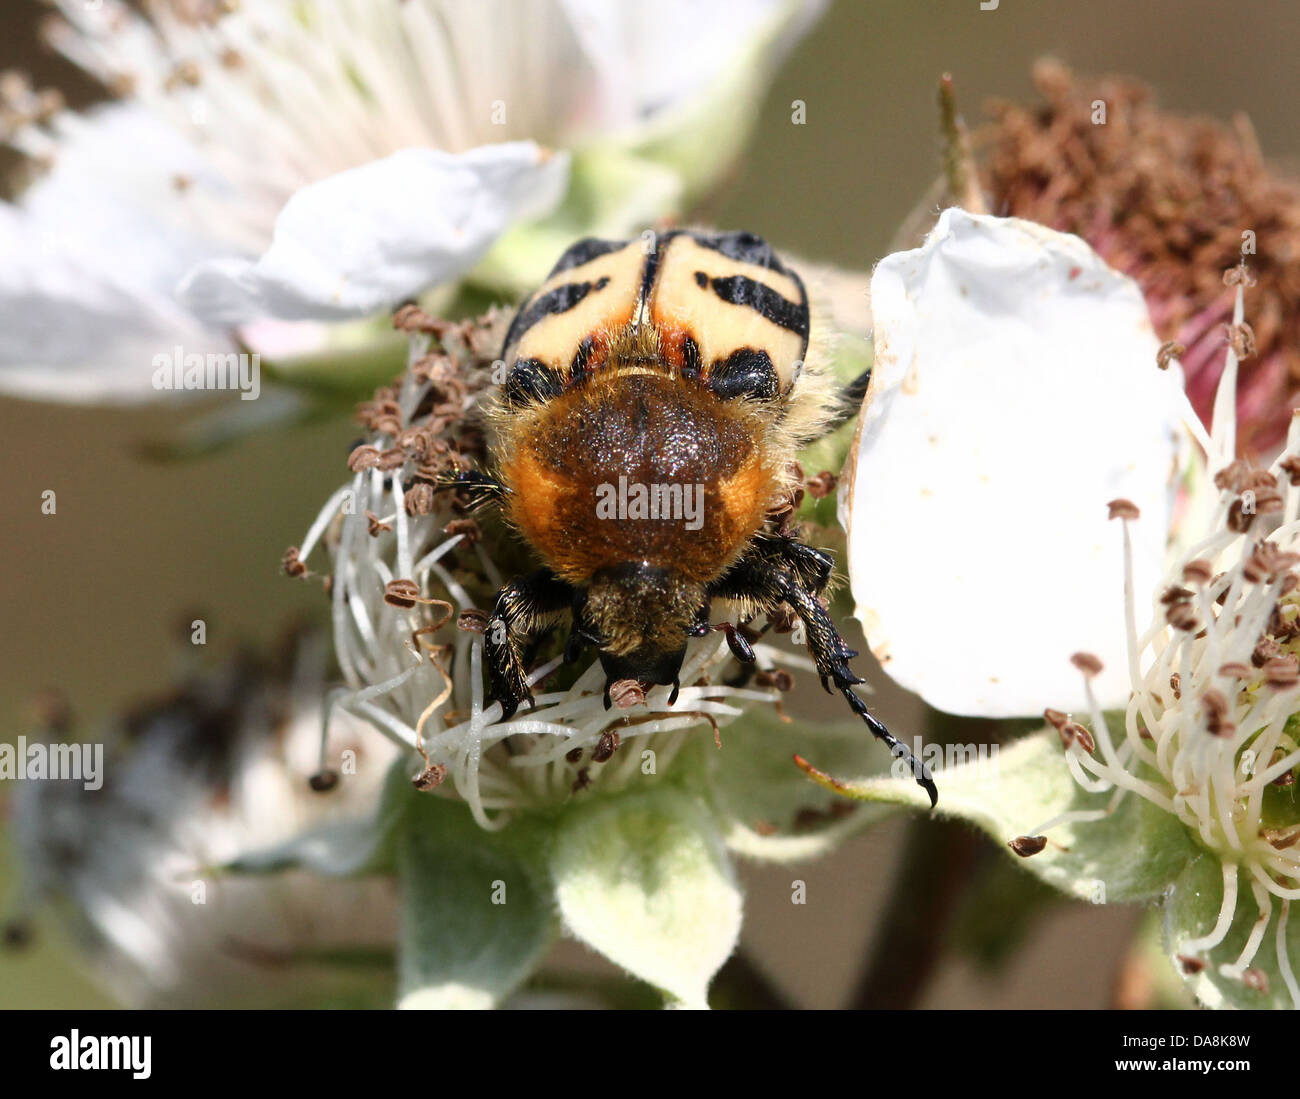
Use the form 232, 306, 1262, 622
10, 637, 400, 1008
0, 0, 825, 403
842, 208, 1197, 717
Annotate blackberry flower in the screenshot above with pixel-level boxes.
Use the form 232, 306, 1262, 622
821, 209, 1300, 1009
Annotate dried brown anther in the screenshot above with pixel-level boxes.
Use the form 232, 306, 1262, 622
1058, 721, 1095, 754
376, 447, 407, 471
1266, 824, 1300, 846
1070, 652, 1103, 677
592, 730, 622, 762
1262, 655, 1300, 688
1228, 321, 1258, 360
1009, 835, 1047, 858
1223, 264, 1255, 289
806, 471, 838, 499
457, 610, 489, 634
282, 546, 308, 578
384, 579, 422, 608
364, 509, 392, 536
754, 669, 795, 692
1229, 490, 1284, 533
1177, 954, 1206, 975
392, 303, 446, 334
1107, 498, 1140, 520
347, 445, 383, 472
1243, 541, 1300, 583
412, 764, 447, 791
1156, 341, 1185, 370
1242, 968, 1269, 993
444, 517, 481, 545
1214, 460, 1258, 494
404, 482, 436, 516
308, 770, 339, 793
608, 679, 645, 710
1201, 688, 1235, 737
1182, 559, 1215, 585
1253, 637, 1284, 667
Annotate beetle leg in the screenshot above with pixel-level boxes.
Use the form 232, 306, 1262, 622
484, 570, 574, 721
708, 550, 936, 807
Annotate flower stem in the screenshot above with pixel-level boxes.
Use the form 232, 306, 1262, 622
848, 708, 1011, 1009
711, 949, 795, 1010
849, 815, 983, 1008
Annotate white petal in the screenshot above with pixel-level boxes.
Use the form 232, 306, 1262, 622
179, 143, 569, 324
558, 0, 826, 133
843, 209, 1192, 717
0, 104, 238, 402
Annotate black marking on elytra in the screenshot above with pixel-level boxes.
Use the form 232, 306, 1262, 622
504, 358, 564, 406
639, 228, 680, 306
680, 335, 702, 380
547, 237, 627, 276
703, 274, 810, 340
709, 347, 779, 401
689, 229, 792, 275
503, 276, 611, 352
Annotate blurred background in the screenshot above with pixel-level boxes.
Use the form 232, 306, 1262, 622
1, 0, 1297, 1008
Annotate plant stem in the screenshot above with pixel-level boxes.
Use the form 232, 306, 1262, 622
848, 708, 1013, 1009
713, 949, 795, 1010
849, 815, 982, 1008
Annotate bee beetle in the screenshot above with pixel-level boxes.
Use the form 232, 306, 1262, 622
441, 229, 935, 805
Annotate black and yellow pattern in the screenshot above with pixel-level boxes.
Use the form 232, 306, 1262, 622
459, 229, 934, 804
500, 230, 812, 404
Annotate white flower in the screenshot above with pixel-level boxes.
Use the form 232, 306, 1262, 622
830, 218, 1300, 1007
11, 637, 400, 1008
0, 0, 824, 403
1030, 270, 1300, 1005
842, 208, 1197, 717
178, 144, 567, 324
